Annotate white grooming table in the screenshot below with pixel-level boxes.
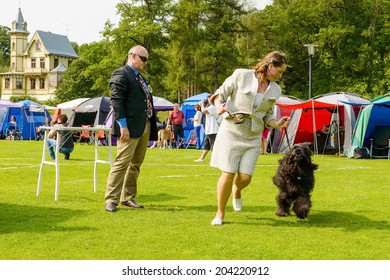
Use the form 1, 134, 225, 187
37, 126, 113, 200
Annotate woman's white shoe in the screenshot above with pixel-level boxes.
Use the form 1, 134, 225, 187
211, 217, 223, 226
232, 185, 242, 211
232, 197, 242, 212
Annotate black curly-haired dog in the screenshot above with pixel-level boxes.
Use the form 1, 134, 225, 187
272, 143, 318, 219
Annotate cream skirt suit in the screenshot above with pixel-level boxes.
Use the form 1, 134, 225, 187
210, 69, 282, 176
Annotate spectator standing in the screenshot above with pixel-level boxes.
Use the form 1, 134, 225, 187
194, 96, 219, 162
168, 103, 186, 148
261, 128, 270, 155
190, 104, 203, 149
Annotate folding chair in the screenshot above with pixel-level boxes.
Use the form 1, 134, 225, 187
370, 126, 390, 159
75, 124, 94, 145
185, 129, 197, 149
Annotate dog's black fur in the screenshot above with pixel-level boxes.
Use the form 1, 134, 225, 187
273, 143, 318, 219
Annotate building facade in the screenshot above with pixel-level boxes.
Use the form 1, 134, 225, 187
0, 8, 78, 101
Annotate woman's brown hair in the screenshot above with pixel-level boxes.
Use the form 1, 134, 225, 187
254, 51, 289, 75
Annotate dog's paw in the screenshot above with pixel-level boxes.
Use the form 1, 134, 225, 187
275, 210, 290, 217
295, 210, 308, 219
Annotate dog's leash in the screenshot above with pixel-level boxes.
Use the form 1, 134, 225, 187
284, 127, 292, 151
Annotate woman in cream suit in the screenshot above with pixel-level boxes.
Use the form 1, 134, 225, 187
210, 51, 290, 226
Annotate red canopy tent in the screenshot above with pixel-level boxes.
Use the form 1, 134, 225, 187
276, 100, 343, 154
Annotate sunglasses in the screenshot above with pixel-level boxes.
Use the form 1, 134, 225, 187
129, 53, 148, 63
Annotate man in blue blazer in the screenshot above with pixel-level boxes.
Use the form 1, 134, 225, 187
105, 45, 158, 212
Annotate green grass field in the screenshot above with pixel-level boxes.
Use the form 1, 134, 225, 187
0, 140, 389, 260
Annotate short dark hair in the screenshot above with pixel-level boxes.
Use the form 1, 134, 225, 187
57, 114, 68, 124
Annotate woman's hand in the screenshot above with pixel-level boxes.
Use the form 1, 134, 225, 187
214, 96, 227, 115
277, 116, 290, 128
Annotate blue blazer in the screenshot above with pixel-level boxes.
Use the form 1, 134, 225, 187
109, 64, 158, 140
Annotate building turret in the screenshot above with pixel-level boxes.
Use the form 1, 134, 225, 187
9, 8, 30, 72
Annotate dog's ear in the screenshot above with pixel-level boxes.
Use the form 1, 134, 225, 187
302, 142, 314, 154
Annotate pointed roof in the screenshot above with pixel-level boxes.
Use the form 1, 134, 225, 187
35, 30, 78, 58
12, 8, 29, 33
50, 63, 67, 73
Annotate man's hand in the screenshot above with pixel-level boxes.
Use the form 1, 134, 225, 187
120, 127, 130, 142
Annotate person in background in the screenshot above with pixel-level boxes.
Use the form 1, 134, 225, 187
47, 114, 74, 160
10, 116, 17, 126
104, 45, 158, 213
167, 103, 186, 148
194, 95, 219, 162
261, 128, 270, 155
36, 117, 51, 140
190, 104, 203, 149
209, 51, 290, 226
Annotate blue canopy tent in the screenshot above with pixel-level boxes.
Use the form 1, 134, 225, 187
0, 100, 52, 140
180, 92, 210, 147
347, 95, 390, 158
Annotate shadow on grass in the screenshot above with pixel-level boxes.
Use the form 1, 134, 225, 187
0, 203, 95, 234
140, 193, 187, 203
258, 210, 390, 232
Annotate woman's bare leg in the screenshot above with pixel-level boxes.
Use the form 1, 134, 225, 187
214, 171, 235, 219
232, 172, 252, 199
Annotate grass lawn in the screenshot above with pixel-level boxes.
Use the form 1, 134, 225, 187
0, 140, 389, 260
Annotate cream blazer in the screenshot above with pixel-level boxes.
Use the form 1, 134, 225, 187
211, 68, 282, 133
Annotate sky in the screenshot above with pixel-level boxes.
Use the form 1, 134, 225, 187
0, 0, 270, 45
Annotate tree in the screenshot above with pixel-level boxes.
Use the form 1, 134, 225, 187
201, 0, 248, 92
0, 25, 10, 67
164, 0, 248, 102
164, 0, 205, 101
258, 0, 390, 99
102, 0, 173, 98
55, 58, 101, 102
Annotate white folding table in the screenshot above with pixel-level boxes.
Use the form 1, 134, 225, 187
37, 126, 113, 200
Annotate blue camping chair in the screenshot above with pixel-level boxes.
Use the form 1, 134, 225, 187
5, 122, 23, 140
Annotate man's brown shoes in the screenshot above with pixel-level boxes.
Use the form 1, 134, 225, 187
105, 202, 117, 212
121, 199, 144, 209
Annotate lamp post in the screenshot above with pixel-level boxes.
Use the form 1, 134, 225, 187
304, 44, 319, 99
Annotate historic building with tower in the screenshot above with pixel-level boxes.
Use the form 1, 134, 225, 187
0, 8, 78, 101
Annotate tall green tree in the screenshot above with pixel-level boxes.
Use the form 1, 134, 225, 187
259, 0, 390, 99
164, 0, 204, 102
165, 0, 248, 102
54, 40, 114, 102
0, 25, 10, 68
102, 0, 173, 97
55, 58, 100, 102
200, 0, 248, 92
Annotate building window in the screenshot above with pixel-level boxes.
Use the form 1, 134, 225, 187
36, 42, 41, 50
12, 62, 15, 70
31, 78, 36, 89
58, 75, 64, 87
12, 42, 15, 51
31, 58, 36, 68
54, 58, 59, 68
40, 58, 45, 68
16, 78, 23, 89
5, 78, 10, 89
39, 78, 45, 89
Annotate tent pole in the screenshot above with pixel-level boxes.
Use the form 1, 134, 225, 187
337, 102, 341, 157
311, 99, 318, 154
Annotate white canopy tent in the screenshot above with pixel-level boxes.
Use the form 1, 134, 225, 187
54, 98, 90, 119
